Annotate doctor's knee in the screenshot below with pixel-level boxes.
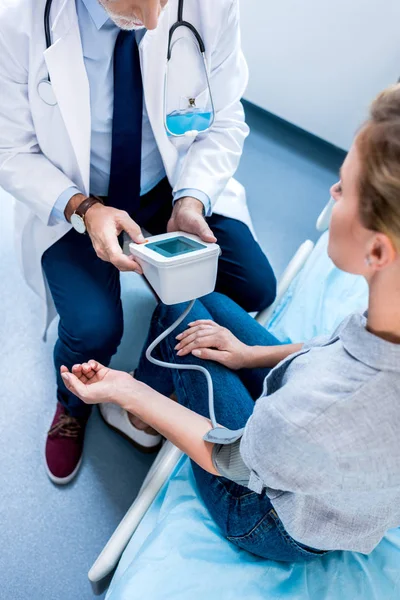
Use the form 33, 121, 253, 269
59, 312, 124, 356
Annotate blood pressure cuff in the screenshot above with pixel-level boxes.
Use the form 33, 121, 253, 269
212, 439, 251, 487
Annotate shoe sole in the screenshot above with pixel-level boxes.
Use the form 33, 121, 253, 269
98, 406, 163, 455
45, 454, 83, 485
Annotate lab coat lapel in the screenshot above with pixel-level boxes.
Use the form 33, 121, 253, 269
140, 5, 179, 180
43, 0, 91, 193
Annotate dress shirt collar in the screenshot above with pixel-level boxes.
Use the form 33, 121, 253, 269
81, 0, 110, 30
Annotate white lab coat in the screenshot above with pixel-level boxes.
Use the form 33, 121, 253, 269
0, 0, 252, 333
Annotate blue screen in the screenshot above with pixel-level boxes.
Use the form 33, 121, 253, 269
146, 236, 206, 258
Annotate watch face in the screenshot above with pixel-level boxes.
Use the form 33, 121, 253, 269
71, 213, 86, 234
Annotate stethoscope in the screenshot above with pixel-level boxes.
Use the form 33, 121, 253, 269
37, 0, 58, 105
164, 0, 215, 137
38, 0, 215, 136
168, 0, 205, 59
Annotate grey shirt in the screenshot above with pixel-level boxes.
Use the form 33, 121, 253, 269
212, 313, 400, 553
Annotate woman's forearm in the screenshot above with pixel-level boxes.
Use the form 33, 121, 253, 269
244, 343, 303, 369
120, 383, 220, 476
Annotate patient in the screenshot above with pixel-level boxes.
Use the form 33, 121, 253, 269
60, 85, 400, 561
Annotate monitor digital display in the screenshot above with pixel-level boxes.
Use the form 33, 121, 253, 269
146, 236, 207, 258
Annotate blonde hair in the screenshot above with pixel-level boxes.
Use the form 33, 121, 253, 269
357, 84, 400, 250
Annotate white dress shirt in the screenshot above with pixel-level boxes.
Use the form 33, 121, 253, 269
50, 0, 210, 224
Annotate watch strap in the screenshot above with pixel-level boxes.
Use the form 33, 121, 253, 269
74, 195, 104, 220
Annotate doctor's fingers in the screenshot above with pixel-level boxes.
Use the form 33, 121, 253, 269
187, 213, 216, 244
109, 250, 143, 273
92, 232, 143, 273
168, 210, 216, 244
116, 211, 146, 244
197, 219, 217, 244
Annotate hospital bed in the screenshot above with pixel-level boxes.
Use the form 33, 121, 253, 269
89, 200, 400, 599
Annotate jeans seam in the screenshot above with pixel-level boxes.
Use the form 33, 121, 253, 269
226, 509, 274, 541
155, 302, 193, 333
219, 481, 257, 500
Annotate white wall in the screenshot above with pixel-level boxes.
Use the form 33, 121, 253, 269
240, 0, 400, 150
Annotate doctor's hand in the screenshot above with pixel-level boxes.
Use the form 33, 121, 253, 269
175, 320, 250, 370
167, 197, 217, 243
85, 204, 146, 273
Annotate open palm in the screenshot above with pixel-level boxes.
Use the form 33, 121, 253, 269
60, 361, 135, 405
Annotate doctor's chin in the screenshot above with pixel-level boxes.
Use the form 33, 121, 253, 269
1, 0, 400, 598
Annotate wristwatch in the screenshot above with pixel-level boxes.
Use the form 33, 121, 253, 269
70, 195, 104, 234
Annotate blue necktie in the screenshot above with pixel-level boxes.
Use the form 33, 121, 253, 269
108, 30, 143, 214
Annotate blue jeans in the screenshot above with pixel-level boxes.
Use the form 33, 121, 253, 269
135, 293, 327, 562
42, 179, 276, 418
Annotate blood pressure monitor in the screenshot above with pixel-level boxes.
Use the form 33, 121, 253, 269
130, 232, 221, 305
130, 232, 242, 444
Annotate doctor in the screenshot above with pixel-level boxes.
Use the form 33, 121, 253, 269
0, 0, 276, 484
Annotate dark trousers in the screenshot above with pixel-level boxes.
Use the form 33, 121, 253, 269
42, 179, 276, 417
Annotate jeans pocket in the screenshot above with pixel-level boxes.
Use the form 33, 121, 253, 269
227, 508, 329, 562
227, 510, 275, 549
269, 509, 329, 558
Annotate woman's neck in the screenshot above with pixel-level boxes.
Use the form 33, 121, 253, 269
367, 272, 400, 343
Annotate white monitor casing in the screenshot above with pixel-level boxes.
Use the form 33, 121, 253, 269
129, 232, 220, 305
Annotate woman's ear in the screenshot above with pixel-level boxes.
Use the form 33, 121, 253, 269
368, 233, 397, 270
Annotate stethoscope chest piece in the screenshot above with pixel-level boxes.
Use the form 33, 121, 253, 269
38, 79, 57, 106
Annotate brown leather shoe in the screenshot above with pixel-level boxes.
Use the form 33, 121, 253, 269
45, 402, 88, 485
